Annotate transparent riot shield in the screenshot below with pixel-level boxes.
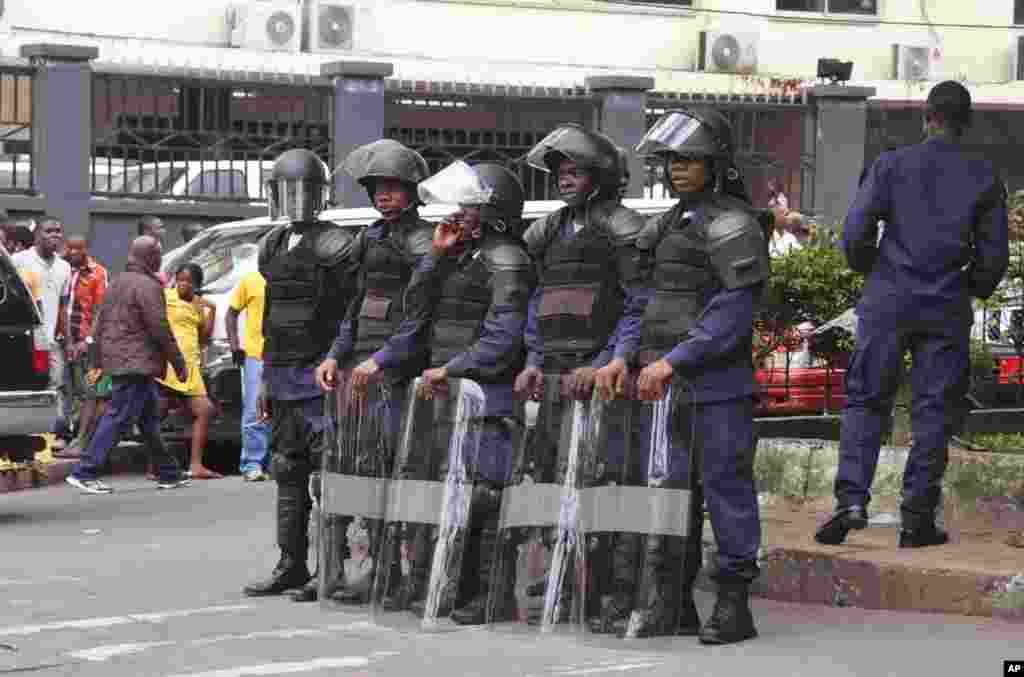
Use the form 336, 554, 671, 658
370, 377, 485, 631
319, 370, 401, 612
588, 381, 702, 640
489, 376, 611, 635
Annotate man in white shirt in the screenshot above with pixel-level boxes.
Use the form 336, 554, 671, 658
12, 217, 71, 436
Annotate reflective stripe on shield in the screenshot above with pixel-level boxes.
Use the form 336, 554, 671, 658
319, 370, 400, 611
370, 377, 485, 631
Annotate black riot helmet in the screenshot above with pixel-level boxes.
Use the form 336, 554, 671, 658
637, 108, 746, 198
525, 123, 622, 197
471, 163, 526, 234
341, 139, 430, 203
267, 148, 330, 223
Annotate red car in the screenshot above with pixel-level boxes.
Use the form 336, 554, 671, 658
753, 321, 849, 417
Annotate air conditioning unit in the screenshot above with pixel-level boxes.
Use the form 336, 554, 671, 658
892, 44, 941, 81
228, 1, 302, 52
307, 1, 356, 52
698, 30, 759, 75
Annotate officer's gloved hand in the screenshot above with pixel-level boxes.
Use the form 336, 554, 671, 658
563, 367, 597, 401
232, 349, 246, 368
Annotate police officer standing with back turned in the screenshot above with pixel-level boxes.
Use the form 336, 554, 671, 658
815, 81, 1008, 549
617, 108, 769, 645
242, 149, 358, 601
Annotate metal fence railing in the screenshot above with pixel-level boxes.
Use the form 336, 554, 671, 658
0, 66, 34, 194
91, 73, 333, 203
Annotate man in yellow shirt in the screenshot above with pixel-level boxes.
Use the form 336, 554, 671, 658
227, 250, 270, 481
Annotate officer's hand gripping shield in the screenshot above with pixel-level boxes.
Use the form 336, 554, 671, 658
369, 377, 486, 631
319, 369, 400, 611
489, 378, 616, 635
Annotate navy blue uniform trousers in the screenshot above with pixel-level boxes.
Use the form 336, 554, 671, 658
834, 309, 970, 529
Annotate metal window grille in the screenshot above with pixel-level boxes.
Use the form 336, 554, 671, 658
91, 73, 333, 203
0, 67, 34, 194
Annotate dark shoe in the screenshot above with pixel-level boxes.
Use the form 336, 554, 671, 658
290, 577, 319, 602
675, 588, 701, 636
899, 524, 949, 548
243, 560, 310, 597
451, 595, 488, 626
814, 505, 868, 546
624, 535, 685, 639
699, 582, 757, 646
331, 588, 372, 605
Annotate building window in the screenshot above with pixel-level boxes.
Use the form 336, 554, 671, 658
776, 0, 877, 15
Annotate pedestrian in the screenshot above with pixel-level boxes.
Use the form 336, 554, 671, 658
815, 81, 1009, 549
509, 124, 649, 627
768, 209, 801, 257
313, 139, 434, 607
383, 161, 535, 624
156, 263, 222, 480
12, 217, 72, 443
138, 215, 170, 285
242, 149, 359, 601
603, 108, 769, 645
58, 236, 109, 458
65, 236, 191, 494
226, 245, 271, 482
766, 177, 788, 212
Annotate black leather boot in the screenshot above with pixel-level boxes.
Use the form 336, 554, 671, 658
452, 485, 505, 625
588, 533, 641, 634
814, 505, 868, 546
699, 580, 758, 645
624, 535, 685, 638
244, 483, 311, 597
676, 489, 704, 636
899, 523, 949, 548
290, 570, 319, 602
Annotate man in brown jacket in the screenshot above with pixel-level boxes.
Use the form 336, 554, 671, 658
67, 236, 190, 494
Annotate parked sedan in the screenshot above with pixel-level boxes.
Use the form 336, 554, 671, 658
0, 244, 58, 465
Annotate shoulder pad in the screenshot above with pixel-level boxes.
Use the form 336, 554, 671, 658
481, 235, 533, 272
312, 223, 356, 266
405, 219, 435, 257
258, 225, 288, 272
636, 209, 673, 251
522, 209, 565, 256
604, 204, 646, 242
707, 208, 770, 291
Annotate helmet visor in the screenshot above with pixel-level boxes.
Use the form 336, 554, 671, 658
267, 178, 324, 223
635, 112, 706, 157
417, 161, 494, 207
524, 126, 585, 173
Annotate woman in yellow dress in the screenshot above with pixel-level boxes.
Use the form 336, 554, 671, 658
158, 263, 222, 480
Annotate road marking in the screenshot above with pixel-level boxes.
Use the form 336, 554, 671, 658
0, 576, 86, 587
70, 641, 176, 661
0, 604, 253, 636
555, 664, 663, 675
164, 656, 371, 677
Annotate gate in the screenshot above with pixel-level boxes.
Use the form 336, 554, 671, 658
0, 66, 33, 194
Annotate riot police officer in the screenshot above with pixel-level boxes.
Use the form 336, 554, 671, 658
397, 161, 536, 624
315, 139, 434, 605
617, 108, 769, 644
815, 81, 1008, 549
507, 124, 649, 628
242, 148, 358, 600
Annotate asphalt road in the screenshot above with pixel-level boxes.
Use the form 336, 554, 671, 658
0, 476, 1020, 677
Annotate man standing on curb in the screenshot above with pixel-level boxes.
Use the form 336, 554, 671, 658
66, 236, 190, 494
815, 81, 1009, 549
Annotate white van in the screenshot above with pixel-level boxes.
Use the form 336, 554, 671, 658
160, 198, 677, 445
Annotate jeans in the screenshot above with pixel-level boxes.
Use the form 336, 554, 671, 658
72, 375, 181, 482
240, 356, 271, 474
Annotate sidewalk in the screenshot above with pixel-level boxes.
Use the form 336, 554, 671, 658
729, 497, 1024, 621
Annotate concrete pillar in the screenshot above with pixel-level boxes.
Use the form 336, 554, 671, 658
585, 75, 656, 199
20, 43, 99, 240
321, 61, 394, 209
809, 85, 877, 229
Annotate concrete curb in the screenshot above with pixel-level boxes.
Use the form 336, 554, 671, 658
0, 443, 150, 494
